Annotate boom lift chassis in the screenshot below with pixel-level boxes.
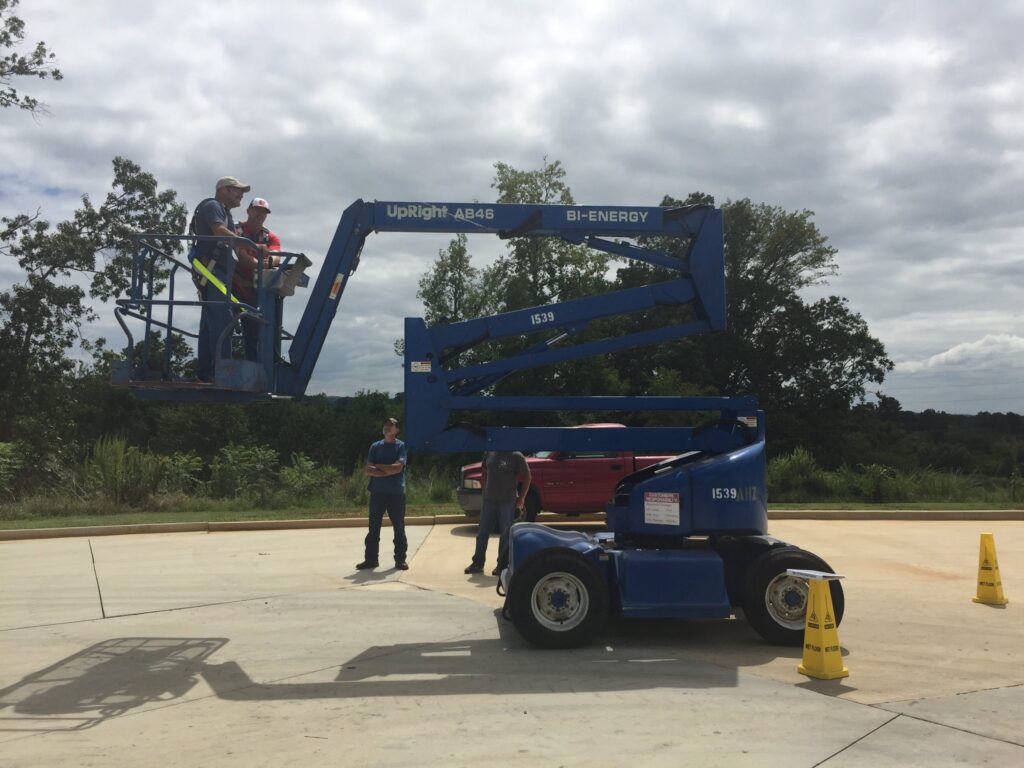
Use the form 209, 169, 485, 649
116, 199, 843, 648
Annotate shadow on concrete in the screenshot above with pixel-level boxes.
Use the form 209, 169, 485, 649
200, 615, 740, 701
342, 567, 403, 585
603, 614, 803, 662
0, 630, 738, 729
602, 617, 860, 695
1, 611, 825, 726
466, 572, 505, 591
794, 678, 860, 696
0, 613, 826, 725
0, 637, 227, 732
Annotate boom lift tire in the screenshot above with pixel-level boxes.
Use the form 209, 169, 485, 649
509, 550, 609, 649
742, 547, 844, 646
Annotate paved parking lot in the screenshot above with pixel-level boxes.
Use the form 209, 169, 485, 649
1, 519, 1021, 767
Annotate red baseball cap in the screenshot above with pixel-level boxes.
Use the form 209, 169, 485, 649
248, 197, 271, 213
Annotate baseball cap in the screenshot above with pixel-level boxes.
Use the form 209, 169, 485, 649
248, 197, 271, 213
216, 176, 251, 192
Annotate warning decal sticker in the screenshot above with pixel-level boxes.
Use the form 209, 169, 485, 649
644, 492, 680, 526
329, 274, 345, 300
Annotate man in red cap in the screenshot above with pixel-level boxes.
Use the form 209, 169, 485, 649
235, 197, 282, 361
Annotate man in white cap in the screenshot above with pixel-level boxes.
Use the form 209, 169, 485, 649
234, 197, 282, 361
193, 176, 249, 382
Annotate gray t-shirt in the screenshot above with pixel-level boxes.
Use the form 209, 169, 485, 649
481, 451, 528, 502
194, 198, 235, 273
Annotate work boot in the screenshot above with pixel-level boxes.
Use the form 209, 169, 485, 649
464, 563, 484, 574
355, 560, 379, 570
395, 561, 409, 570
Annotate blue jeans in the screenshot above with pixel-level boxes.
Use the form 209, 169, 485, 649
197, 281, 234, 381
472, 500, 516, 569
365, 492, 407, 563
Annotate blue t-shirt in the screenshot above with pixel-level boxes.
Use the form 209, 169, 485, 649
367, 439, 407, 494
194, 198, 235, 274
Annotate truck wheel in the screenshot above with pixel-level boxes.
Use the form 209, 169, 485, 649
742, 547, 845, 646
509, 551, 608, 649
520, 492, 541, 522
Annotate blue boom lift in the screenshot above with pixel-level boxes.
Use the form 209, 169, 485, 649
115, 199, 844, 648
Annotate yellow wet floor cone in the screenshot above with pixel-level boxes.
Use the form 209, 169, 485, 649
787, 569, 848, 680
973, 532, 1009, 605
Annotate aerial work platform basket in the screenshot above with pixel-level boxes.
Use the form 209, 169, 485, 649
112, 233, 310, 402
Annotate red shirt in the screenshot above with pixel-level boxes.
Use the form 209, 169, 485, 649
234, 222, 281, 302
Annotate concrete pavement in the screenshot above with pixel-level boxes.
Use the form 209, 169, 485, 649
1, 520, 1021, 766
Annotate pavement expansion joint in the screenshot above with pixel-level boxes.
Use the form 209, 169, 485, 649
883, 710, 1024, 749
109, 593, 295, 618
813, 713, 902, 767
873, 681, 1024, 707
392, 580, 434, 593
951, 682, 1024, 696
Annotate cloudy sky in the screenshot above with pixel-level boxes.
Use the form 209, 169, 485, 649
2, 0, 1022, 414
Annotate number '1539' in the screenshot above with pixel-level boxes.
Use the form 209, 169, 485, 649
711, 486, 759, 501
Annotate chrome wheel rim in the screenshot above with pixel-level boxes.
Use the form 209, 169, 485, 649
764, 572, 809, 629
530, 571, 589, 631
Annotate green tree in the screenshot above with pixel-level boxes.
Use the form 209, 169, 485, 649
416, 234, 483, 325
611, 194, 892, 419
715, 197, 891, 413
484, 159, 622, 407
415, 159, 621, 410
490, 159, 609, 310
413, 166, 891, 443
0, 158, 185, 476
0, 0, 62, 115
128, 331, 195, 379
417, 159, 608, 322
150, 405, 252, 465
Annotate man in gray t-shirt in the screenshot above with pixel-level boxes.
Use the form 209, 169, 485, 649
465, 451, 531, 576
193, 176, 248, 382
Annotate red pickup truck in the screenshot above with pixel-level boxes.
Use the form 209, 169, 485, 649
456, 425, 675, 520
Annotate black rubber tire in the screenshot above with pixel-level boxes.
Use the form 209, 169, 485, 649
519, 491, 541, 523
742, 547, 845, 646
508, 550, 609, 649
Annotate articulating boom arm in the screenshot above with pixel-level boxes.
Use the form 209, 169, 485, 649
281, 200, 725, 401
116, 198, 758, 460
277, 199, 751, 456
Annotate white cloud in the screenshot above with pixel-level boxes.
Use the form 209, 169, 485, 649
3, 0, 1024, 414
896, 334, 1024, 373
880, 334, 1023, 414
708, 101, 766, 131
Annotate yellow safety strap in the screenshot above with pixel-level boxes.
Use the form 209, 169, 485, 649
192, 256, 241, 305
